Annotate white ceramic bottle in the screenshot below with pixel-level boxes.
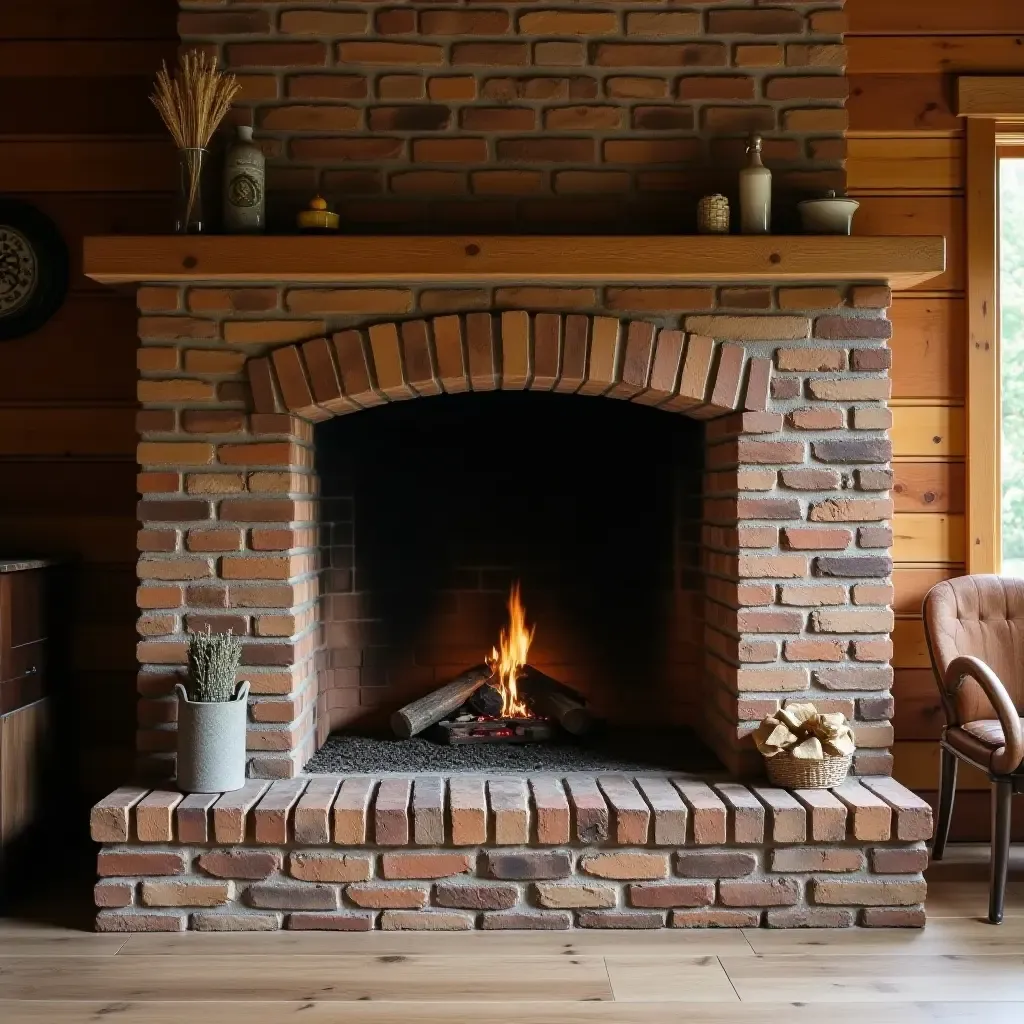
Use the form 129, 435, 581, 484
223, 126, 265, 233
739, 134, 772, 234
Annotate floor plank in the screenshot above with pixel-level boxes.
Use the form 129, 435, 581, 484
924, 882, 1024, 918
744, 915, 1024, 955
0, 933, 126, 957
604, 955, 738, 1002
117, 929, 754, 957
1, 1001, 1022, 1023
722, 954, 1024, 1002
0, 955, 613, 1002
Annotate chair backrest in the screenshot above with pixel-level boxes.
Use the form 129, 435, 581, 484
923, 575, 1024, 724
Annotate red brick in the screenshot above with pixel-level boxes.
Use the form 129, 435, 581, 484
435, 883, 518, 910
339, 42, 444, 66
766, 76, 849, 101
286, 912, 372, 931
720, 879, 801, 907
452, 42, 529, 66
861, 906, 926, 927
98, 851, 186, 878
228, 43, 328, 68
422, 10, 510, 35
672, 908, 761, 928
766, 908, 855, 928
347, 884, 428, 909
197, 851, 281, 880
96, 912, 185, 933
381, 853, 473, 880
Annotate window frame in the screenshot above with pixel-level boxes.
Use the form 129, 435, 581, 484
958, 77, 1024, 573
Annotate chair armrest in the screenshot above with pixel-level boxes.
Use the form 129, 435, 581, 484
945, 655, 1024, 774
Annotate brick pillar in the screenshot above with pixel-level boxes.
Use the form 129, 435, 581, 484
700, 286, 895, 778
136, 288, 321, 779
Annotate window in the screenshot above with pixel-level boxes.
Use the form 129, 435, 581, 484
1000, 152, 1024, 574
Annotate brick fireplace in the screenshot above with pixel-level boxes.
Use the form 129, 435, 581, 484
133, 280, 898, 781
84, 0, 946, 932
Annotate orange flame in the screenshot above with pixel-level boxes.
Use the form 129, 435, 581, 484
487, 583, 535, 718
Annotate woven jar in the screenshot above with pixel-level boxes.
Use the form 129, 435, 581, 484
697, 194, 730, 235
765, 752, 851, 789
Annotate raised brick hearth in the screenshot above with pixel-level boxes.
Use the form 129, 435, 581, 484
91, 774, 931, 932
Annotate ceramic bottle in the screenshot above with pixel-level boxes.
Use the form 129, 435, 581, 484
223, 126, 265, 233
739, 135, 772, 234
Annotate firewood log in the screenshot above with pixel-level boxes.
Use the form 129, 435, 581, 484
521, 666, 595, 736
390, 665, 493, 738
467, 681, 503, 718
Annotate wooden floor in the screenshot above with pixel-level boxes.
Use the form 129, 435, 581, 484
1, 846, 1023, 1023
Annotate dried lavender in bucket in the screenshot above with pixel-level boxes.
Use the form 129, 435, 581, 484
185, 626, 243, 702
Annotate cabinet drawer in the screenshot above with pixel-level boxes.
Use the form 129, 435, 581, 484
8, 570, 45, 648
4, 641, 45, 685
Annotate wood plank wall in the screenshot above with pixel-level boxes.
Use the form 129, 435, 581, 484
849, 0, 1024, 838
0, 0, 177, 805
1, 0, 1019, 837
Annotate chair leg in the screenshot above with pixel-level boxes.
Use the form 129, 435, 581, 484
933, 747, 958, 861
989, 780, 1013, 925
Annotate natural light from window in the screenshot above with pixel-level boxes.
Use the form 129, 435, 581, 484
1001, 157, 1024, 575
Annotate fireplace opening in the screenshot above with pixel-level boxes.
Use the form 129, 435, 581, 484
306, 389, 721, 775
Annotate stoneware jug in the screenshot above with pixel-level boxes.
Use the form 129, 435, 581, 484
175, 680, 250, 793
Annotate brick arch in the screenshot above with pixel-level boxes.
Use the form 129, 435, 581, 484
245, 311, 772, 423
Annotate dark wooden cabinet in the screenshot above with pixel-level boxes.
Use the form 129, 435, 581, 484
0, 563, 51, 859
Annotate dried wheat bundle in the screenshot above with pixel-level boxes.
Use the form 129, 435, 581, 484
186, 626, 244, 703
151, 51, 240, 228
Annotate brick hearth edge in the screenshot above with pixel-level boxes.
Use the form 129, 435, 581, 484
92, 774, 930, 931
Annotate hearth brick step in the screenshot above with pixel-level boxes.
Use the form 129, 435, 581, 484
92, 774, 928, 932
92, 775, 929, 848
245, 313, 772, 424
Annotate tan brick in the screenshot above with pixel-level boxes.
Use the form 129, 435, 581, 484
784, 638, 846, 662
735, 44, 784, 68
810, 498, 893, 524
771, 847, 865, 873
285, 289, 413, 314
813, 879, 927, 907
739, 554, 808, 579
138, 442, 215, 467
96, 912, 186, 933
851, 286, 892, 309
776, 348, 845, 372
580, 852, 668, 880
685, 316, 810, 341
812, 607, 894, 633
535, 883, 616, 909
809, 378, 891, 402
789, 407, 844, 430
720, 879, 801, 907
141, 881, 230, 908
779, 584, 846, 606
672, 908, 762, 928
380, 910, 475, 931
778, 288, 845, 311
853, 407, 893, 430
449, 777, 487, 845
290, 853, 372, 883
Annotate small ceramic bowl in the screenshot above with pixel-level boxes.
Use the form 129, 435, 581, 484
798, 192, 860, 235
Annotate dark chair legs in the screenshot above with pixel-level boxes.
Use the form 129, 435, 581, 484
933, 746, 957, 861
989, 779, 1013, 925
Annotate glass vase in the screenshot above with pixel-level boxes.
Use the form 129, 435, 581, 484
176, 147, 208, 234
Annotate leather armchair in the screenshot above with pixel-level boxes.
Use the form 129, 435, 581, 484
924, 575, 1024, 923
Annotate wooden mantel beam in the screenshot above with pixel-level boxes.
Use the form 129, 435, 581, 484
83, 235, 946, 290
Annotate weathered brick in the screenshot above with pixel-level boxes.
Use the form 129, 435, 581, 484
851, 286, 892, 309
684, 316, 811, 341
809, 379, 891, 402
779, 584, 846, 606
347, 884, 429, 909
859, 525, 894, 548
766, 908, 855, 928
580, 852, 668, 880
672, 908, 761, 928
812, 439, 892, 463
784, 638, 846, 662
141, 881, 231, 908
813, 879, 926, 906
870, 847, 929, 874
810, 498, 893, 523
815, 666, 893, 691
381, 853, 473, 880
95, 881, 134, 908
789, 408, 844, 430
380, 910, 475, 931
739, 555, 808, 580
771, 848, 865, 873
248, 884, 338, 911
535, 882, 616, 909
815, 317, 892, 341
286, 912, 373, 931
629, 883, 714, 908
486, 851, 571, 880
776, 348, 845, 372
481, 910, 571, 930
783, 527, 852, 551
98, 851, 185, 878
198, 850, 282, 880
815, 555, 892, 578
720, 879, 801, 907
290, 853, 372, 883
96, 911, 186, 933
861, 906, 926, 927
435, 883, 518, 911
852, 407, 893, 430
577, 910, 664, 929
675, 852, 756, 879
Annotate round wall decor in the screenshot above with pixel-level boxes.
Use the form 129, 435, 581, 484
0, 200, 69, 341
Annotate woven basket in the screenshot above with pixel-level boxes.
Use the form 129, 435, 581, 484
765, 752, 851, 789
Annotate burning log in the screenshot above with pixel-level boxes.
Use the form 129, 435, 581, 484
467, 681, 504, 718
390, 664, 492, 739
522, 666, 595, 736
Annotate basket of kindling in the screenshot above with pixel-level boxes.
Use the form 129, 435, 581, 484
753, 703, 855, 789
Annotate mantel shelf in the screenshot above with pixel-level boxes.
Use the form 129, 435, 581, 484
83, 234, 946, 290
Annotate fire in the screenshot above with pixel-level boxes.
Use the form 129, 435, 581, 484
487, 583, 535, 718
